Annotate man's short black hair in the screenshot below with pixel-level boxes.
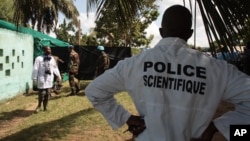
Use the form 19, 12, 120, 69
43, 46, 50, 50
161, 5, 192, 34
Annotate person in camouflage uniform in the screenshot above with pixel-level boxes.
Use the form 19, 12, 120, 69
95, 45, 110, 77
67, 45, 80, 96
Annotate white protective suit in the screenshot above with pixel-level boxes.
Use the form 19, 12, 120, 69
32, 55, 61, 89
86, 37, 250, 141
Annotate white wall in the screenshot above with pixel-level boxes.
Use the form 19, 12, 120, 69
0, 28, 34, 101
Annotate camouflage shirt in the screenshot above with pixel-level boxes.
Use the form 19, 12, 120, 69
68, 50, 80, 74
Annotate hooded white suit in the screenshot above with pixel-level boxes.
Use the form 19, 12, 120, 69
86, 37, 250, 141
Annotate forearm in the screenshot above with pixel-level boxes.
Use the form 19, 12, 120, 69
95, 100, 131, 129
86, 65, 129, 129
190, 122, 218, 141
86, 74, 130, 129
206, 122, 218, 136
213, 109, 250, 140
217, 68, 250, 140
86, 84, 130, 129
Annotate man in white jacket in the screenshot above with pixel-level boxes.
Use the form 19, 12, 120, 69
85, 5, 250, 141
32, 46, 61, 112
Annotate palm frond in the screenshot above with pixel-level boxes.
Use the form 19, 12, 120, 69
13, 0, 79, 33
87, 0, 144, 28
196, 0, 250, 64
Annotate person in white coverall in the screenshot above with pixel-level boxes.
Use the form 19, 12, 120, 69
85, 5, 250, 141
32, 46, 61, 113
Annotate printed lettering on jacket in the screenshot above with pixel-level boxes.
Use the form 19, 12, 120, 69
143, 61, 207, 95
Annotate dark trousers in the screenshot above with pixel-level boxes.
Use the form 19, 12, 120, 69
37, 89, 50, 110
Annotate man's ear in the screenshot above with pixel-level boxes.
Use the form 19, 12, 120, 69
186, 29, 193, 40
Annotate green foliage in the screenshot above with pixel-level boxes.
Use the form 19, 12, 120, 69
87, 0, 147, 29
131, 47, 143, 55
85, 35, 99, 46
88, 0, 250, 65
0, 0, 14, 22
12, 0, 79, 33
196, 0, 250, 57
94, 0, 159, 48
55, 19, 99, 46
55, 19, 74, 44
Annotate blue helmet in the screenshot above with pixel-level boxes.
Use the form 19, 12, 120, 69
97, 45, 104, 51
68, 45, 74, 48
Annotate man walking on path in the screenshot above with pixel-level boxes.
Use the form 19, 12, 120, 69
32, 46, 61, 113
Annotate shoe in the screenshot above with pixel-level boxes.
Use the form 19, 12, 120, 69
69, 88, 75, 95
34, 107, 41, 113
75, 89, 80, 94
67, 92, 75, 97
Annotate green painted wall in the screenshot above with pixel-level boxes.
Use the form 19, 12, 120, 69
0, 28, 33, 101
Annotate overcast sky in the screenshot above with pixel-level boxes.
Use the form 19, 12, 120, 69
67, 0, 209, 47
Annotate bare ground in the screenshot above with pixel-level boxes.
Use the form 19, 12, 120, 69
0, 102, 37, 138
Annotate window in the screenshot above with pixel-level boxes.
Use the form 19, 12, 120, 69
0, 63, 2, 71
5, 56, 9, 63
12, 49, 15, 56
5, 69, 10, 76
0, 49, 3, 56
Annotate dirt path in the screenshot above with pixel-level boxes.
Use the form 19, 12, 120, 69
0, 102, 37, 138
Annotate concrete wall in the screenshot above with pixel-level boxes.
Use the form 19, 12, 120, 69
0, 28, 34, 101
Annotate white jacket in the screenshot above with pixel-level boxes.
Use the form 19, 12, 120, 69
32, 55, 61, 89
86, 37, 250, 141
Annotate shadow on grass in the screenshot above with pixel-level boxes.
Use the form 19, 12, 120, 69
0, 108, 96, 141
0, 109, 34, 121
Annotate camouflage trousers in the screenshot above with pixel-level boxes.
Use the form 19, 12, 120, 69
68, 72, 80, 94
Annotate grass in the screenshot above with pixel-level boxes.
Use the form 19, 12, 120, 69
0, 80, 234, 141
0, 81, 137, 141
